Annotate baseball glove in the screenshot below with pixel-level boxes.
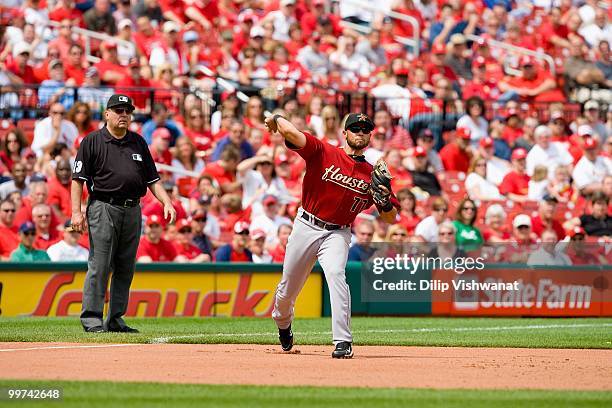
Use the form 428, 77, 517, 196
369, 158, 394, 212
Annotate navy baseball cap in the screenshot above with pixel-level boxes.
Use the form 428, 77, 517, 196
106, 94, 135, 111
19, 221, 36, 233
344, 113, 374, 132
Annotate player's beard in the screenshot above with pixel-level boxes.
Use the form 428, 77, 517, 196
346, 134, 370, 151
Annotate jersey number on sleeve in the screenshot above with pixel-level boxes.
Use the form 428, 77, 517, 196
350, 196, 369, 213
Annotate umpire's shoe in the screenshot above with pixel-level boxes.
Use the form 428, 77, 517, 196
332, 342, 353, 359
279, 325, 293, 351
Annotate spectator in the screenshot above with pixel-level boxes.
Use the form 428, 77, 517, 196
564, 227, 601, 265
531, 195, 565, 240
456, 96, 488, 147
348, 220, 376, 262
47, 19, 76, 60
578, 7, 611, 48
94, 42, 128, 85
250, 194, 292, 249
249, 228, 272, 263
182, 107, 213, 153
318, 105, 342, 147
415, 197, 448, 242
14, 180, 57, 229
573, 137, 609, 196
64, 44, 87, 86
215, 221, 253, 262
270, 223, 292, 263
500, 214, 537, 263
527, 229, 571, 266
526, 125, 573, 177
31, 103, 79, 159
68, 102, 97, 149
261, 0, 298, 42
10, 221, 50, 262
594, 40, 612, 88
565, 191, 611, 238
296, 33, 330, 76
405, 129, 443, 172
149, 128, 173, 166
242, 96, 267, 134
136, 215, 178, 262
499, 148, 530, 202
205, 145, 241, 194
547, 164, 574, 203
498, 56, 565, 103
171, 136, 206, 182
31, 203, 61, 250
211, 119, 255, 162
385, 224, 409, 244
356, 29, 387, 68
5, 42, 37, 85
191, 210, 214, 259
453, 198, 483, 248
564, 37, 606, 89
440, 127, 472, 172
37, 60, 76, 109
428, 221, 466, 260
477, 137, 510, 186
364, 127, 385, 165
481, 204, 510, 243
47, 158, 72, 221
0, 163, 29, 201
141, 103, 182, 145
582, 100, 608, 144
396, 189, 421, 235
134, 0, 164, 25
149, 21, 182, 72
173, 218, 210, 262
115, 18, 137, 65
78, 67, 115, 111
528, 165, 550, 202
465, 154, 503, 201
329, 35, 371, 81
462, 56, 500, 101
0, 129, 28, 173
410, 146, 442, 197
84, 0, 117, 35
115, 59, 153, 113
444, 34, 472, 80
133, 16, 163, 60
372, 109, 412, 152
47, 220, 88, 261
0, 198, 20, 259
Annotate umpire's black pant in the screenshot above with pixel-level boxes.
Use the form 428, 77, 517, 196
80, 199, 142, 331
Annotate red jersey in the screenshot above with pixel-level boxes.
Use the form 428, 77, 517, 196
137, 237, 177, 261
397, 213, 421, 234
174, 242, 203, 260
47, 177, 72, 218
0, 225, 19, 258
33, 230, 61, 250
530, 214, 566, 240
115, 76, 152, 109
270, 244, 286, 263
499, 171, 530, 196
142, 200, 187, 227
291, 132, 375, 225
204, 161, 235, 186
439, 143, 470, 172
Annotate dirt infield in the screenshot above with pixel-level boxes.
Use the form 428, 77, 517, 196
1, 342, 611, 390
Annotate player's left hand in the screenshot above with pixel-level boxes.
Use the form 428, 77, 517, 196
265, 116, 278, 133
164, 203, 177, 224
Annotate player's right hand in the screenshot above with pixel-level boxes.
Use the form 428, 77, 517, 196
70, 211, 87, 233
264, 116, 278, 133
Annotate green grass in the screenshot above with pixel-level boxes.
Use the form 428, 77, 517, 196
0, 317, 611, 348
0, 380, 610, 408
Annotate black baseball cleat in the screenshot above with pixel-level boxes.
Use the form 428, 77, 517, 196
84, 326, 105, 333
279, 325, 293, 351
107, 326, 139, 333
332, 342, 353, 359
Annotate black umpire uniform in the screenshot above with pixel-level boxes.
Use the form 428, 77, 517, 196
72, 94, 166, 333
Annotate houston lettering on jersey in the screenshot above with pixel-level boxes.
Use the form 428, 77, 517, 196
321, 165, 370, 194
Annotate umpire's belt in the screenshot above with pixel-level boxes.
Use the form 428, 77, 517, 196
301, 211, 348, 231
93, 195, 140, 208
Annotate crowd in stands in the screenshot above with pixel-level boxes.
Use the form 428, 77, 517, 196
0, 0, 610, 265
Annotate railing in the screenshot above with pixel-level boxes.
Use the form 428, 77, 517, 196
466, 34, 556, 77
340, 0, 420, 56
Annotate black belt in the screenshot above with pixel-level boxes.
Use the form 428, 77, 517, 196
93, 195, 140, 208
301, 211, 348, 231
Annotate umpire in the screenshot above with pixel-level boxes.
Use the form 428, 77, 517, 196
71, 94, 177, 333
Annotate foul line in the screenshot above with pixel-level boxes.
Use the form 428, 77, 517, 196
149, 323, 612, 344
0, 344, 143, 353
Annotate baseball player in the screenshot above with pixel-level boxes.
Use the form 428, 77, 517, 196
265, 112, 398, 358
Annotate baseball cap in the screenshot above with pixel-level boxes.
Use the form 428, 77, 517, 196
177, 219, 192, 231
48, 59, 63, 70
512, 214, 531, 228
568, 226, 586, 238
550, 111, 564, 121
263, 194, 278, 206
250, 26, 265, 38
183, 30, 199, 43
432, 43, 446, 55
584, 100, 599, 110
456, 127, 471, 140
251, 229, 266, 240
584, 137, 598, 149
511, 148, 527, 160
146, 215, 162, 227
534, 125, 552, 138
163, 21, 180, 33
12, 41, 30, 57
234, 221, 250, 234
344, 112, 374, 132
19, 221, 36, 234
238, 9, 256, 23
479, 137, 494, 148
578, 125, 594, 136
106, 94, 135, 111
281, 0, 296, 5
85, 67, 99, 78
152, 127, 172, 141
412, 146, 427, 157
275, 153, 290, 166
118, 18, 132, 30
450, 33, 467, 46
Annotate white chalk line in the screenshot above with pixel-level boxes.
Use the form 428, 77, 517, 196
150, 323, 612, 344
0, 344, 142, 353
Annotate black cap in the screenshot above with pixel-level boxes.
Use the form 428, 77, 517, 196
106, 94, 135, 111
344, 113, 374, 132
542, 194, 558, 203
